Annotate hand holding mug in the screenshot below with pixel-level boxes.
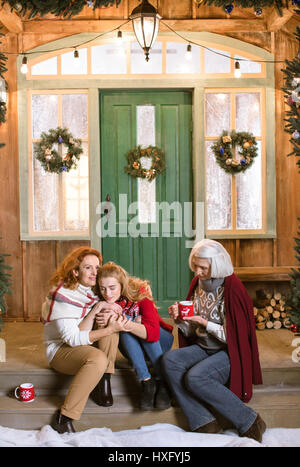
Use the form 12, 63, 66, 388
168, 302, 179, 320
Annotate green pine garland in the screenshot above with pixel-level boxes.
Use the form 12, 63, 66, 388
7, 0, 121, 19
287, 218, 300, 335
0, 253, 12, 332
197, 0, 299, 16
282, 26, 300, 172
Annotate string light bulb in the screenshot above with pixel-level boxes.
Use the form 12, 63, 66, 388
74, 48, 79, 59
185, 43, 192, 61
234, 61, 241, 78
117, 30, 123, 43
20, 56, 28, 74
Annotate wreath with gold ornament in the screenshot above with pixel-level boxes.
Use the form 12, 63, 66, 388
124, 145, 166, 182
211, 130, 258, 175
35, 127, 83, 174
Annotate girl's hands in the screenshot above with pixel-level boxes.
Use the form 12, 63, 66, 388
106, 314, 131, 333
93, 302, 123, 327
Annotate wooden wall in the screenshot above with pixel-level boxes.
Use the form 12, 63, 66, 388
0, 1, 299, 321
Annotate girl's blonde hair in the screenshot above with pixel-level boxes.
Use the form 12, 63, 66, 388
96, 262, 153, 303
49, 246, 103, 289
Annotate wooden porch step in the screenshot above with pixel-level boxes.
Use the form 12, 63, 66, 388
0, 385, 300, 432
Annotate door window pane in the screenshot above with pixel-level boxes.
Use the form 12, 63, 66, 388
136, 105, 156, 223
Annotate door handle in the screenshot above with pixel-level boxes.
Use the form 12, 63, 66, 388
104, 194, 111, 215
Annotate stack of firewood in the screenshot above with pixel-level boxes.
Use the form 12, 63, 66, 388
253, 289, 291, 330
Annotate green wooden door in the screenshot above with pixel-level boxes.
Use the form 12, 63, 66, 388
100, 90, 193, 316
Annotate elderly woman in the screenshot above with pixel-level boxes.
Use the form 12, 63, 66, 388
162, 239, 266, 443
42, 247, 124, 434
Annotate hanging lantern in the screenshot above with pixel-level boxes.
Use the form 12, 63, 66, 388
130, 0, 161, 62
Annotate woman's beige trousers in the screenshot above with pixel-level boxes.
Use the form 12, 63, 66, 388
50, 333, 119, 420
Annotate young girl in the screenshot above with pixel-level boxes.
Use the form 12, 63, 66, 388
42, 247, 126, 433
95, 262, 174, 411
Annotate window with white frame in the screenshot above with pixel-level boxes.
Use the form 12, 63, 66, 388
205, 89, 265, 234
30, 91, 89, 235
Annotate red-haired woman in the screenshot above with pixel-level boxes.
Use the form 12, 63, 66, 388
42, 247, 126, 434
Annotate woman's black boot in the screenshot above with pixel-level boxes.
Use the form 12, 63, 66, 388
140, 378, 156, 410
96, 373, 113, 407
155, 380, 171, 410
52, 410, 75, 434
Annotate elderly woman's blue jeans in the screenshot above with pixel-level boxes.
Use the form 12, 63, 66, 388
119, 327, 174, 381
162, 344, 257, 434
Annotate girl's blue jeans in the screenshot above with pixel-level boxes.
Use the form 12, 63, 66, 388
118, 321, 174, 381
162, 344, 257, 433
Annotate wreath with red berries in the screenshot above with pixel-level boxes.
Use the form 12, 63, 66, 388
124, 145, 166, 182
211, 130, 258, 175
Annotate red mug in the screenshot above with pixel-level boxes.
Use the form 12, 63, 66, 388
15, 383, 35, 403
178, 301, 194, 318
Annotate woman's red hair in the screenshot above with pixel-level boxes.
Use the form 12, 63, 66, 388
49, 246, 103, 289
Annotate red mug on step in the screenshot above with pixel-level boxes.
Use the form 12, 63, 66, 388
15, 383, 35, 403
178, 301, 194, 318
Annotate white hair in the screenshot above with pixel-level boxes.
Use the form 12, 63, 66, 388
189, 239, 234, 278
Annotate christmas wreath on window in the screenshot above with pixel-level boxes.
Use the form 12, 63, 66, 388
211, 130, 258, 175
35, 127, 83, 174
124, 145, 166, 182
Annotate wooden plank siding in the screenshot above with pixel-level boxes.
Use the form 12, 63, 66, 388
0, 2, 299, 321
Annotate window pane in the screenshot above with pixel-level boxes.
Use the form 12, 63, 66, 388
91, 44, 126, 74
136, 105, 156, 224
166, 42, 201, 74
63, 146, 89, 231
62, 94, 88, 138
236, 93, 261, 136
206, 142, 232, 230
130, 41, 162, 74
205, 93, 231, 137
33, 149, 59, 231
32, 94, 58, 139
31, 57, 57, 75
204, 48, 230, 73
236, 142, 262, 229
61, 49, 87, 75
234, 55, 261, 74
